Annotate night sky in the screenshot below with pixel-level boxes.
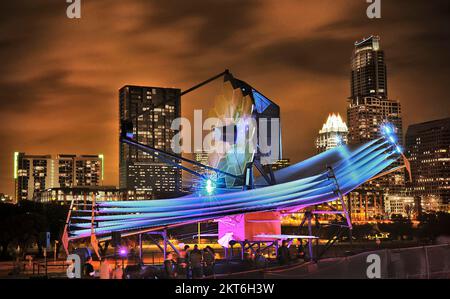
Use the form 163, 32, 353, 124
1, 0, 449, 196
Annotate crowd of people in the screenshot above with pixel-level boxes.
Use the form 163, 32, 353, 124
66, 256, 124, 279
164, 245, 216, 279
67, 240, 305, 279
276, 239, 306, 266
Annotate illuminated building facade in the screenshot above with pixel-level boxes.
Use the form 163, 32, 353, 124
405, 118, 450, 213
14, 153, 105, 202
0, 193, 13, 203
40, 186, 151, 204
384, 195, 416, 218
350, 35, 387, 101
191, 152, 212, 191
316, 113, 348, 153
346, 36, 404, 220
14, 152, 53, 202
40, 186, 122, 204
57, 154, 103, 187
193, 152, 211, 176
119, 86, 182, 198
270, 159, 291, 171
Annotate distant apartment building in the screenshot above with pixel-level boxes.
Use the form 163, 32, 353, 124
405, 118, 450, 213
346, 36, 405, 220
40, 186, 121, 204
40, 186, 155, 204
57, 154, 104, 187
316, 113, 348, 153
14, 152, 53, 202
384, 195, 416, 219
14, 152, 104, 202
270, 159, 291, 171
119, 85, 182, 199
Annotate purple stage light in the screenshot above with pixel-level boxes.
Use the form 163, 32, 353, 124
119, 247, 128, 257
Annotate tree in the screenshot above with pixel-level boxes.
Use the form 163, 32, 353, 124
0, 201, 68, 260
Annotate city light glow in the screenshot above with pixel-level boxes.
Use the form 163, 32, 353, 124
205, 179, 215, 195
381, 123, 401, 152
98, 154, 105, 181
13, 152, 18, 179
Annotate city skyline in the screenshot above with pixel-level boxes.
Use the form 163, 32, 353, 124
1, 1, 450, 196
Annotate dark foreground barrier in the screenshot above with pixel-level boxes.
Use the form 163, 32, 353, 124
263, 244, 450, 279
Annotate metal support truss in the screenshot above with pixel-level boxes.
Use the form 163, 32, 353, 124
225, 240, 278, 261
181, 69, 230, 96
90, 195, 101, 259
253, 159, 276, 186
326, 166, 352, 230
145, 230, 180, 261
296, 211, 315, 261
121, 136, 243, 182
61, 198, 75, 255
295, 166, 354, 262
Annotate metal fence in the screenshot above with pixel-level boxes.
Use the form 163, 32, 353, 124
264, 244, 450, 279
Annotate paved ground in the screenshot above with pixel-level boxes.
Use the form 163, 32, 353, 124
0, 240, 425, 279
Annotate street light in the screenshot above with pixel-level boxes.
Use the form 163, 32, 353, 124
118, 247, 128, 271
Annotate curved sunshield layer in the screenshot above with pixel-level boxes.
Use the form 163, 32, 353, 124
67, 138, 400, 239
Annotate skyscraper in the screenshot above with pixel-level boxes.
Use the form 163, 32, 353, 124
350, 36, 387, 101
14, 152, 53, 202
346, 36, 404, 220
316, 113, 348, 153
57, 154, 103, 187
119, 85, 182, 199
347, 36, 402, 145
405, 118, 450, 213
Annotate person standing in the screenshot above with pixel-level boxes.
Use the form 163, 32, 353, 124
288, 242, 298, 263
84, 256, 95, 278
254, 249, 267, 269
277, 240, 290, 266
164, 252, 178, 279
112, 264, 123, 279
99, 257, 112, 279
189, 245, 203, 278
202, 247, 215, 277
297, 239, 306, 260
177, 245, 190, 279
